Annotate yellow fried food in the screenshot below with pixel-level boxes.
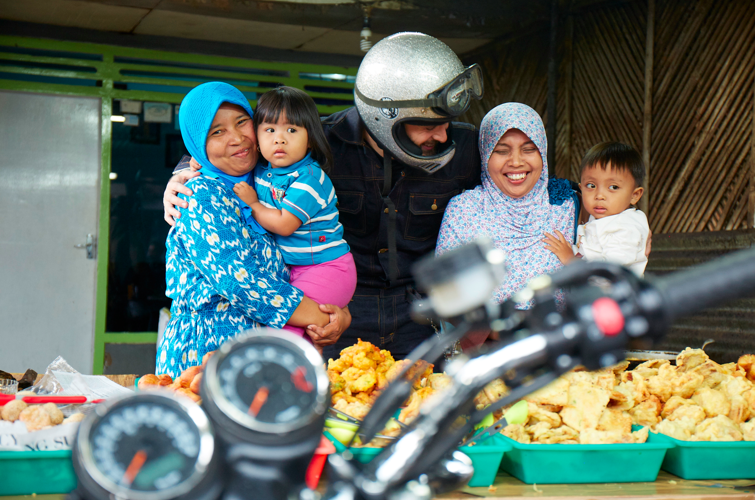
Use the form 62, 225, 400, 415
597, 408, 632, 434
1, 400, 28, 422
655, 418, 695, 440
333, 399, 371, 420
737, 354, 755, 381
676, 348, 709, 372
19, 405, 52, 432
740, 419, 755, 441
692, 415, 742, 441
427, 373, 452, 391
627, 396, 661, 427
728, 396, 751, 424
524, 377, 569, 407
692, 388, 731, 418
42, 403, 64, 425
328, 370, 346, 394
501, 424, 531, 443
474, 379, 508, 410
530, 424, 579, 444
527, 402, 561, 428
63, 413, 86, 425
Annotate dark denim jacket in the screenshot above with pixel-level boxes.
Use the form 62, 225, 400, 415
322, 107, 482, 289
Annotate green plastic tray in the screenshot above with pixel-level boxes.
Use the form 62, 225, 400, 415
498, 434, 673, 484
342, 435, 511, 488
647, 431, 755, 479
459, 434, 512, 487
0, 450, 77, 495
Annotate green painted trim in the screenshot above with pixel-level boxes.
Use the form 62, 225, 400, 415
103, 333, 158, 344
93, 88, 112, 375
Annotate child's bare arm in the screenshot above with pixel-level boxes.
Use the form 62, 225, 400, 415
233, 182, 302, 236
543, 230, 577, 265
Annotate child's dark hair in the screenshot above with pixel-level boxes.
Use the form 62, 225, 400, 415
580, 142, 644, 187
253, 86, 333, 172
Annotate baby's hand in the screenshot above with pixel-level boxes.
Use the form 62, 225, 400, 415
543, 230, 576, 265
233, 181, 258, 205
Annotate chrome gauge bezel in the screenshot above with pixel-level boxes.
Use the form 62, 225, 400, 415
75, 391, 216, 500
204, 328, 330, 435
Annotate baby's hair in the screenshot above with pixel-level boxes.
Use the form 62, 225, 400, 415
254, 86, 333, 172
580, 142, 644, 187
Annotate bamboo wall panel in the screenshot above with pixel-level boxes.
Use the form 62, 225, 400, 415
568, 1, 646, 183
651, 0, 755, 233
463, 31, 549, 140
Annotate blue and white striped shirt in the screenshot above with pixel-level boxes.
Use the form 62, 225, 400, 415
254, 153, 349, 266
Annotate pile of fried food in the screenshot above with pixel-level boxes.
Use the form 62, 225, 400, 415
501, 348, 755, 444
1, 400, 85, 431
138, 352, 215, 404
327, 340, 509, 427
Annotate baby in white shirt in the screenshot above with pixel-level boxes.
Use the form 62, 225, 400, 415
544, 142, 649, 276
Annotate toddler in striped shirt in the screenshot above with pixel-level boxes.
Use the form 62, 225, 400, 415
234, 86, 356, 344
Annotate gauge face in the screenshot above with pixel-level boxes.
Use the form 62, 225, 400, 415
88, 402, 202, 493
217, 341, 319, 426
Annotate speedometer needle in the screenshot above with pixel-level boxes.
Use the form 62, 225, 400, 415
123, 450, 147, 486
248, 386, 269, 417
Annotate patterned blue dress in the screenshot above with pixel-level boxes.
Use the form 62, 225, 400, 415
156, 176, 304, 377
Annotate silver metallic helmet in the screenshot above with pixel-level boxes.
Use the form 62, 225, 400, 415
354, 32, 483, 174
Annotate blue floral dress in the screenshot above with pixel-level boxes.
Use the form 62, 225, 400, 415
156, 176, 304, 377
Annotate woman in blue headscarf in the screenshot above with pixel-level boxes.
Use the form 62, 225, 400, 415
157, 82, 350, 377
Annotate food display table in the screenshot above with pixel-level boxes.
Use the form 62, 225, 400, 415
3, 472, 754, 500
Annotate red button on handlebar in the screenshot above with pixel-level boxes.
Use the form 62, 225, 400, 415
592, 297, 624, 336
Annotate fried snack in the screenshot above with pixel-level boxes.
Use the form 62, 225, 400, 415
565, 382, 611, 431
176, 366, 202, 388
158, 374, 173, 386
138, 374, 161, 390
676, 348, 709, 372
63, 413, 86, 425
42, 403, 64, 425
655, 418, 695, 440
1, 400, 28, 422
474, 379, 509, 410
19, 406, 52, 432
524, 377, 569, 408
530, 424, 580, 444
399, 386, 436, 424
333, 399, 371, 420
741, 419, 755, 441
202, 351, 216, 367
597, 408, 632, 434
692, 415, 742, 441
628, 395, 662, 427
527, 402, 561, 428
692, 388, 731, 418
427, 373, 452, 391
728, 396, 751, 423
501, 424, 531, 443
738, 354, 755, 381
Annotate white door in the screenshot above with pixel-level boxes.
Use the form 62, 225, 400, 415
0, 91, 101, 374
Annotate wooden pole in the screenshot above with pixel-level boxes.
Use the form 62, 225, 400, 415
547, 0, 558, 177
750, 77, 755, 229
641, 0, 654, 216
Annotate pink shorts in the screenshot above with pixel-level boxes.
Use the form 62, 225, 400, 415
282, 252, 357, 340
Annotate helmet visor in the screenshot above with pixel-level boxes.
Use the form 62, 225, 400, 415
353, 64, 484, 118
429, 64, 483, 116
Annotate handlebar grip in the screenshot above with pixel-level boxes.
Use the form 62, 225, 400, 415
654, 246, 755, 322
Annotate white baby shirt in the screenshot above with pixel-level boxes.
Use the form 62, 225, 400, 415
576, 208, 650, 276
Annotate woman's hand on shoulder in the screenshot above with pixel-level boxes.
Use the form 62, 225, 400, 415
164, 169, 200, 226
306, 304, 351, 347
543, 230, 576, 265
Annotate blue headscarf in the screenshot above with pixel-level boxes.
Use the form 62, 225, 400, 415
178, 81, 265, 234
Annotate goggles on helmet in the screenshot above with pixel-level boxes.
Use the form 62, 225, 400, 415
354, 64, 483, 118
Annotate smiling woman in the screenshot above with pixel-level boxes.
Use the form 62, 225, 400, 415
435, 102, 579, 309
156, 82, 350, 378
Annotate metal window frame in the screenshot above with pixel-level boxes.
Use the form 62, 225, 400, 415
0, 35, 356, 374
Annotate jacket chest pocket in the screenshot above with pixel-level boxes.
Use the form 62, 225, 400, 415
336, 191, 366, 235
405, 190, 459, 242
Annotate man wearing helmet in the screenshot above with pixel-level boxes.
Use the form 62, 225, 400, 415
163, 33, 482, 360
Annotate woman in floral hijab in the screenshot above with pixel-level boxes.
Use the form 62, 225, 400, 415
436, 102, 579, 307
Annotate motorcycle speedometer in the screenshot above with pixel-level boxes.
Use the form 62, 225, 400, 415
202, 328, 329, 444
72, 392, 220, 500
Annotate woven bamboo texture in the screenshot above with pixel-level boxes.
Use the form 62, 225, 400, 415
463, 0, 755, 233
